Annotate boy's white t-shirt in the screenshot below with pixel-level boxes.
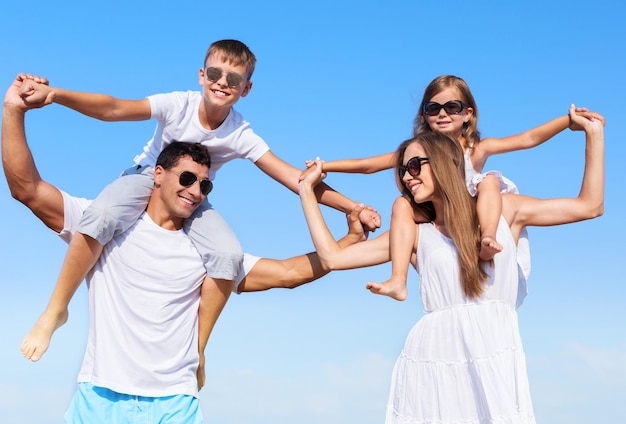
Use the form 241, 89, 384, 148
133, 91, 270, 181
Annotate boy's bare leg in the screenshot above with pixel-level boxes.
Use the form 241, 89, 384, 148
197, 276, 233, 391
366, 197, 414, 301
21, 232, 102, 361
476, 175, 503, 261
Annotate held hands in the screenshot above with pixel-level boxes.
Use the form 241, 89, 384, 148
4, 73, 54, 111
298, 157, 326, 190
299, 159, 382, 232
569, 104, 605, 132
569, 105, 605, 131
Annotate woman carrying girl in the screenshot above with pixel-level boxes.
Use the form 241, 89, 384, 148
298, 105, 604, 423
308, 75, 603, 301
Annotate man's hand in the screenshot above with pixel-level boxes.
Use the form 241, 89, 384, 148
4, 73, 54, 112
17, 73, 55, 109
358, 206, 381, 232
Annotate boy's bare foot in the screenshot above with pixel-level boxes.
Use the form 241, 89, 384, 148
365, 278, 408, 301
20, 309, 68, 362
479, 236, 503, 261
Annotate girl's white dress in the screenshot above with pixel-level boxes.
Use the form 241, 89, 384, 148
384, 217, 536, 423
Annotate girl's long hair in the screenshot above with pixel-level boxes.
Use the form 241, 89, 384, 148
413, 75, 481, 150
395, 133, 487, 299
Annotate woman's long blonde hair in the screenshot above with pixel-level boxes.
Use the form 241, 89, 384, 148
395, 133, 487, 299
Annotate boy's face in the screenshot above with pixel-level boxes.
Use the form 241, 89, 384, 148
198, 56, 252, 110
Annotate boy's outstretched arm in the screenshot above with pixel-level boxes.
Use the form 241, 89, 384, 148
3, 75, 65, 232
255, 151, 381, 231
18, 73, 151, 122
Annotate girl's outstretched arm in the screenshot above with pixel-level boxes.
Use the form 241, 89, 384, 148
309, 151, 396, 174
504, 105, 604, 231
472, 109, 604, 171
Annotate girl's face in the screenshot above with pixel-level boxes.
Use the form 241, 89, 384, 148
401, 142, 435, 204
424, 87, 473, 139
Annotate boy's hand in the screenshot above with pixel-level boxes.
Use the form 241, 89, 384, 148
339, 203, 369, 246
4, 74, 53, 111
18, 74, 54, 108
358, 206, 381, 232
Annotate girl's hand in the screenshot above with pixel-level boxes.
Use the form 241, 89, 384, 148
570, 105, 606, 130
298, 158, 326, 190
569, 105, 604, 132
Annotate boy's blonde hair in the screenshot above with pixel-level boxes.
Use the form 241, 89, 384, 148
204, 39, 257, 80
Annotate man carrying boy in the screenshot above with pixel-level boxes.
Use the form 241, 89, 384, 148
19, 39, 380, 363
4, 72, 233, 421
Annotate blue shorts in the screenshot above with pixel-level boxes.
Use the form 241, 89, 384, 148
64, 383, 202, 423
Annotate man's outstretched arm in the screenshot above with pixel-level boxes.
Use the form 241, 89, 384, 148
2, 75, 64, 232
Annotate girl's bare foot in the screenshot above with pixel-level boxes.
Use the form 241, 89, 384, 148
366, 278, 408, 301
480, 236, 503, 261
20, 309, 68, 362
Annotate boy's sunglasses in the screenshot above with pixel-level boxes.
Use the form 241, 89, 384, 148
399, 156, 429, 179
204, 67, 244, 88
423, 100, 468, 117
169, 170, 213, 195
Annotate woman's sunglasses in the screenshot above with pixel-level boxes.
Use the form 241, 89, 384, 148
399, 156, 429, 179
170, 170, 213, 195
204, 66, 244, 88
423, 100, 468, 117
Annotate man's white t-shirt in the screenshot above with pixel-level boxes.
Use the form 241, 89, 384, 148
72, 201, 206, 397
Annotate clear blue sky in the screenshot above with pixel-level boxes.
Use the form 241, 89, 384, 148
1, 1, 624, 423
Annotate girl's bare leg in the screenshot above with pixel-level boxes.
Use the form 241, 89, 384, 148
476, 175, 503, 261
366, 197, 415, 301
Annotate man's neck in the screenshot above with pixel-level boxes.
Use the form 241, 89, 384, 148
144, 205, 184, 232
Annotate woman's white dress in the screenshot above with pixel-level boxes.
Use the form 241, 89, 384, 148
384, 217, 536, 423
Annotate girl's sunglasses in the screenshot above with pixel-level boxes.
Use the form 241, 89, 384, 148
423, 100, 468, 117
399, 156, 429, 179
204, 66, 244, 88
170, 170, 213, 195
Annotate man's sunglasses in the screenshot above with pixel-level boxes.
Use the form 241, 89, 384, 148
423, 100, 468, 117
204, 67, 244, 88
170, 170, 213, 195
399, 156, 429, 179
